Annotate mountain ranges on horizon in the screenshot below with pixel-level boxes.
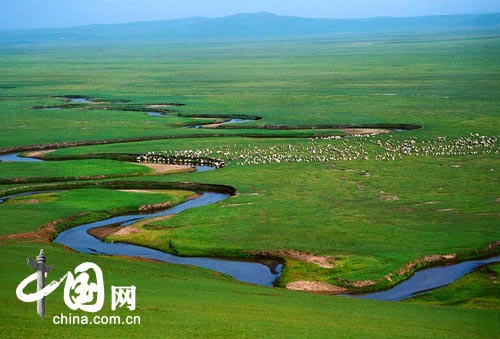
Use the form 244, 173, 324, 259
1, 12, 500, 43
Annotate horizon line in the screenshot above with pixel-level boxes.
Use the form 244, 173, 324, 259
2, 10, 500, 32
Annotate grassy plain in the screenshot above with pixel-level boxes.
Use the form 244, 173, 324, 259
2, 242, 500, 338
0, 189, 194, 235
1, 31, 500, 337
107, 156, 499, 284
0, 159, 149, 181
1, 34, 499, 148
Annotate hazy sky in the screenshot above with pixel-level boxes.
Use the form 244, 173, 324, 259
2, 0, 500, 30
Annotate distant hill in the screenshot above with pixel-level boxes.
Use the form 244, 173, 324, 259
1, 12, 499, 43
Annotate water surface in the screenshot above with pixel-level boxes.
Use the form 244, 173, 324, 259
147, 111, 165, 116
54, 192, 282, 287
220, 118, 252, 125
70, 97, 91, 103
0, 153, 43, 162
355, 256, 500, 301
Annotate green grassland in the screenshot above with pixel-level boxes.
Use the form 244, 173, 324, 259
2, 242, 500, 338
1, 34, 499, 148
1, 31, 500, 337
0, 159, 149, 181
106, 156, 499, 284
0, 189, 195, 236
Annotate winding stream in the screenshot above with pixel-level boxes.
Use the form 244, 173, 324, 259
0, 152, 281, 286
53, 192, 282, 287
354, 256, 500, 301
1, 151, 499, 297
0, 190, 62, 204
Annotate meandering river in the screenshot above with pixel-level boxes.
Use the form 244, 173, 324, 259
1, 151, 499, 298
53, 191, 282, 287
353, 256, 500, 301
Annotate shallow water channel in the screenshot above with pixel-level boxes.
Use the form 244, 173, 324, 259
354, 256, 500, 301
53, 192, 282, 287
0, 153, 43, 162
70, 97, 92, 103
220, 118, 251, 125
146, 111, 165, 116
1, 152, 499, 297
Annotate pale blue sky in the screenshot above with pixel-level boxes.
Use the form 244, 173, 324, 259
2, 0, 500, 30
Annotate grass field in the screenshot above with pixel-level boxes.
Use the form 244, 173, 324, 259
1, 34, 499, 148
0, 159, 149, 181
1, 31, 500, 337
0, 189, 195, 236
2, 242, 500, 338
